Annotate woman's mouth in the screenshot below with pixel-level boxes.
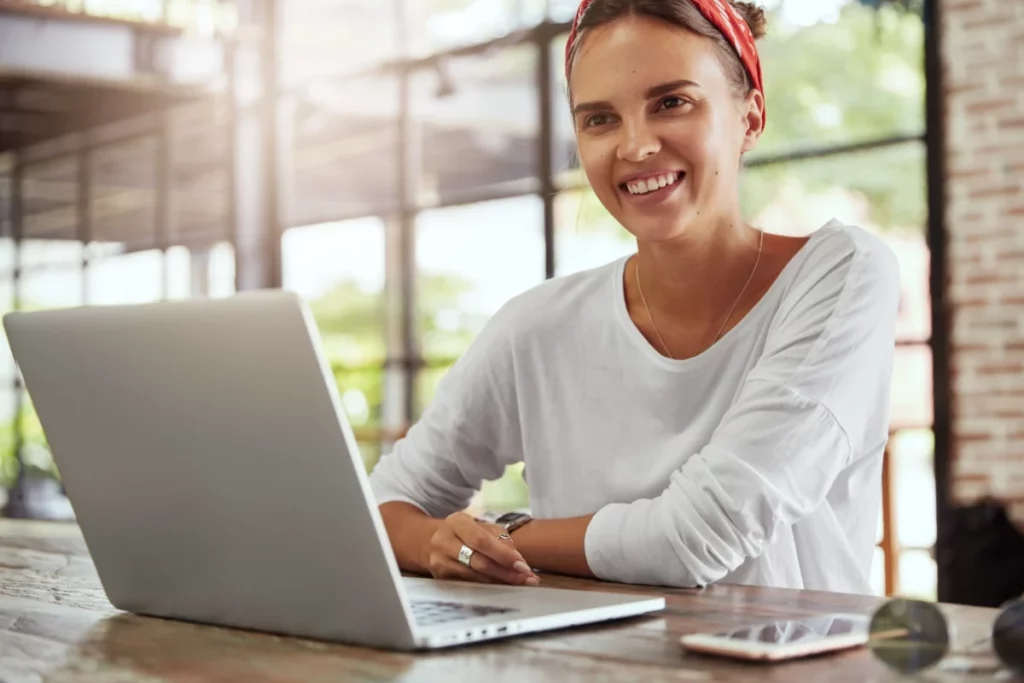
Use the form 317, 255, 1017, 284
618, 171, 685, 202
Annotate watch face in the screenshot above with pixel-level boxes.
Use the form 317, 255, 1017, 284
496, 512, 526, 525
495, 512, 532, 532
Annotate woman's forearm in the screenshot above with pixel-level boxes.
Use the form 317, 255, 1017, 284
379, 502, 596, 582
379, 501, 443, 575
512, 515, 596, 578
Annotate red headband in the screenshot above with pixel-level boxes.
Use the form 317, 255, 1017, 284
565, 0, 765, 123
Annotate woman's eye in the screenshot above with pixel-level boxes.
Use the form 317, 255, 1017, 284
583, 113, 612, 128
657, 96, 691, 111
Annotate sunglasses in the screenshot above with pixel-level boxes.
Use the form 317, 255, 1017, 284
867, 596, 1024, 675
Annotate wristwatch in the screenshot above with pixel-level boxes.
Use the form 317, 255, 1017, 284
478, 510, 533, 534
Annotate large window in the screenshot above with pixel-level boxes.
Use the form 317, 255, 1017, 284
417, 196, 545, 364
554, 188, 635, 276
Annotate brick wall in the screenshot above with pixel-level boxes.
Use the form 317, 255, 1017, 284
944, 0, 1024, 524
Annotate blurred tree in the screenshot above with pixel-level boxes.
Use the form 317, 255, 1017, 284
742, 3, 926, 230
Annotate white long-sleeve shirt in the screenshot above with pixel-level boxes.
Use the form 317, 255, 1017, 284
369, 220, 901, 594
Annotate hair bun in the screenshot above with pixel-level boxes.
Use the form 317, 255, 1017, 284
730, 1, 768, 40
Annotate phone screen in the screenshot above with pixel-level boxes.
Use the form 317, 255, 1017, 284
708, 615, 870, 645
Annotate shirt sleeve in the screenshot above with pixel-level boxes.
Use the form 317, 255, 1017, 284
368, 299, 523, 519
584, 235, 902, 587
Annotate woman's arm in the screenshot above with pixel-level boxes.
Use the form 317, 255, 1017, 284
369, 298, 530, 582
380, 501, 539, 584
509, 515, 595, 578
378, 502, 443, 574
507, 233, 901, 587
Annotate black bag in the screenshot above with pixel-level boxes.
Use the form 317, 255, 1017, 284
941, 500, 1024, 607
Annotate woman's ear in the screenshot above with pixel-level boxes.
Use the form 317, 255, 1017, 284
740, 90, 765, 154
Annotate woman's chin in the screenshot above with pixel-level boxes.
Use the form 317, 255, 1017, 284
620, 210, 699, 243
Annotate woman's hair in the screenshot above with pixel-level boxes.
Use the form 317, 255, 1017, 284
566, 0, 768, 97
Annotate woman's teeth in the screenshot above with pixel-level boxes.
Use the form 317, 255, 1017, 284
625, 172, 680, 195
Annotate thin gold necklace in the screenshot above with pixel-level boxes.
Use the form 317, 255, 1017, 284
635, 229, 764, 360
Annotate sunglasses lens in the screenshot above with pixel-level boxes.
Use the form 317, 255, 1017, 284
993, 599, 1024, 673
869, 598, 950, 673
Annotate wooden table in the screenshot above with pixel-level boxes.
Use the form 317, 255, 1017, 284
0, 520, 1009, 682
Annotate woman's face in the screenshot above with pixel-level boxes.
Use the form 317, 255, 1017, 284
569, 15, 763, 243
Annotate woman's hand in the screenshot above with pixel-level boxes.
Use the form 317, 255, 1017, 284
424, 512, 540, 585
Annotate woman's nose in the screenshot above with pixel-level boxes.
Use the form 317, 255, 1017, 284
617, 118, 661, 162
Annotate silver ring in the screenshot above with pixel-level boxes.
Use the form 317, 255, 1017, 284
498, 533, 512, 541
457, 544, 474, 567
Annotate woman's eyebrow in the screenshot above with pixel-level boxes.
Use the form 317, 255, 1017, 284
572, 79, 701, 116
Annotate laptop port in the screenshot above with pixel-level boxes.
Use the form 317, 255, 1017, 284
497, 626, 508, 634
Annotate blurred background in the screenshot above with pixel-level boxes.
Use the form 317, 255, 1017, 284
0, 0, 1018, 609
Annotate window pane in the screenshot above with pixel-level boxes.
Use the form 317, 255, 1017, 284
870, 546, 886, 597
55, 0, 235, 32
91, 137, 159, 253
409, 46, 540, 205
172, 100, 231, 249
165, 243, 235, 299
0, 247, 14, 380
18, 390, 57, 482
20, 239, 83, 270
416, 365, 450, 418
357, 441, 382, 474
890, 230, 931, 343
283, 0, 396, 82
412, 46, 538, 205
21, 266, 83, 312
549, 0, 579, 21
891, 344, 932, 430
282, 218, 386, 367
480, 463, 531, 513
208, 242, 236, 298
555, 187, 635, 276
417, 196, 545, 362
898, 549, 937, 601
293, 74, 399, 223
0, 386, 16, 488
876, 501, 884, 545
406, 1, 545, 56
755, 3, 924, 157
742, 140, 926, 236
893, 428, 937, 550
22, 156, 81, 267
87, 250, 164, 305
335, 369, 384, 471
167, 246, 191, 300
0, 239, 13, 278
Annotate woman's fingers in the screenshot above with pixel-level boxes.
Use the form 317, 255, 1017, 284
443, 534, 539, 585
426, 513, 540, 585
449, 514, 535, 575
433, 557, 498, 584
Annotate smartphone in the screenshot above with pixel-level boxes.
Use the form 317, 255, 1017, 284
679, 613, 872, 662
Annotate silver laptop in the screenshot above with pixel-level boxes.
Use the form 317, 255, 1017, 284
3, 290, 664, 650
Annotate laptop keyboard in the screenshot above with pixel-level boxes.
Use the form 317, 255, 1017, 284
411, 599, 518, 626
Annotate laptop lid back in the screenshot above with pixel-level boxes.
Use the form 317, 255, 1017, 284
4, 291, 416, 648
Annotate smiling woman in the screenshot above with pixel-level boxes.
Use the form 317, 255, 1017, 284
369, 0, 901, 595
